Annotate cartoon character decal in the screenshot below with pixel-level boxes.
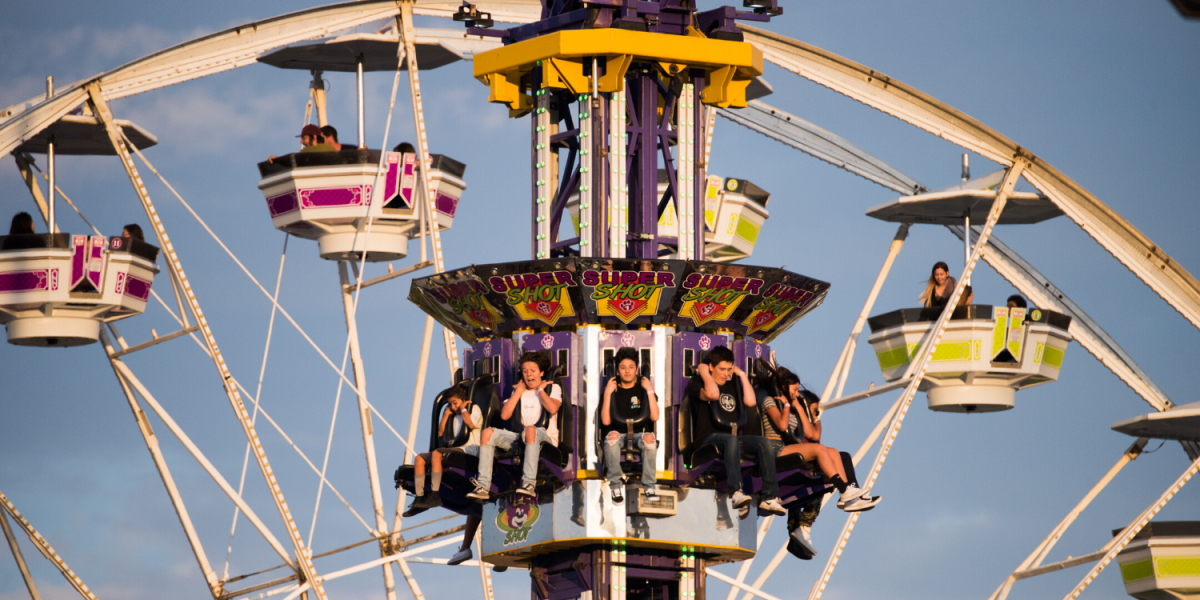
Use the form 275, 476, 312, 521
496, 495, 541, 546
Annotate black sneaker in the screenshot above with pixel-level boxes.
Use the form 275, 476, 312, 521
611, 486, 625, 505
402, 494, 440, 517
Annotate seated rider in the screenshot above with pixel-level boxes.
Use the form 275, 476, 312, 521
920, 261, 972, 309
688, 346, 786, 517
4, 212, 45, 250
468, 351, 561, 500
403, 382, 482, 518
1007, 294, 1028, 309
773, 369, 881, 554
601, 347, 659, 505
122, 223, 145, 242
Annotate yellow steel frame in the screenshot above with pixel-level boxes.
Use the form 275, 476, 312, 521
474, 28, 763, 113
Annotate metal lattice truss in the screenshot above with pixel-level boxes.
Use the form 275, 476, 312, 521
2, 1, 1196, 599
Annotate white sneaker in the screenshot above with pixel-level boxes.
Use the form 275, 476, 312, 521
644, 486, 657, 500
840, 483, 867, 504
738, 504, 750, 520
791, 526, 817, 556
758, 498, 786, 516
448, 547, 472, 566
516, 481, 537, 497
731, 490, 752, 509
840, 494, 882, 512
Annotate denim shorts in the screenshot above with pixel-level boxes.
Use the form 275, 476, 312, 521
766, 438, 786, 458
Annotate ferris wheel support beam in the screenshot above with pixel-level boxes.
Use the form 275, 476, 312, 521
743, 25, 1200, 333
1062, 451, 1200, 599
821, 223, 910, 403
13, 154, 56, 234
337, 261, 400, 600
85, 83, 328, 600
809, 159, 1026, 600
1, 507, 41, 600
97, 330, 225, 599
988, 437, 1148, 600
399, 1, 461, 379
0, 490, 98, 600
104, 353, 300, 573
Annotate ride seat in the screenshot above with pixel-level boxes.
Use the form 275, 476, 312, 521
599, 356, 655, 459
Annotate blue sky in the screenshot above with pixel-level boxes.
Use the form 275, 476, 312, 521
1, 1, 1198, 599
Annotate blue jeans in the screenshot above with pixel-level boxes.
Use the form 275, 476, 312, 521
476, 428, 554, 488
603, 431, 657, 489
699, 433, 779, 500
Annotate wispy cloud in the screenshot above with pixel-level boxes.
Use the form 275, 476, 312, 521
0, 22, 214, 109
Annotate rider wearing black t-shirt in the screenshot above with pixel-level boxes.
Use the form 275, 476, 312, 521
601, 347, 659, 505
687, 346, 786, 517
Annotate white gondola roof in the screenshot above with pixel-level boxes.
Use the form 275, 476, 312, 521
1112, 402, 1200, 442
866, 169, 1062, 225
14, 114, 157, 155
257, 29, 502, 73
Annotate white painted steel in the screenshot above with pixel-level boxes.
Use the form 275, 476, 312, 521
725, 516, 775, 600
989, 439, 1147, 600
399, 2, 460, 379
705, 568, 784, 600
719, 101, 924, 195
45, 77, 54, 233
88, 86, 327, 598
609, 94, 628, 257
579, 94, 594, 256
0, 507, 42, 600
320, 535, 465, 582
338, 261, 398, 599
0, 490, 99, 600
100, 330, 224, 598
226, 236, 289, 581
820, 223, 909, 402
676, 85, 695, 259
1062, 453, 1200, 599
106, 355, 298, 570
743, 25, 1200, 332
535, 91, 552, 258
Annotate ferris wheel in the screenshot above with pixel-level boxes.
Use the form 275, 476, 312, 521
1, 2, 1198, 600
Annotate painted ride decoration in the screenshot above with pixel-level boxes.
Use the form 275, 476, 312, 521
256, 151, 465, 262
0, 233, 159, 346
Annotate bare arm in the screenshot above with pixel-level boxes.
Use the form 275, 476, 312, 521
500, 381, 526, 421
795, 400, 820, 442
538, 381, 562, 414
643, 377, 659, 422
736, 367, 755, 407
600, 378, 616, 426
766, 396, 790, 433
437, 407, 453, 436
460, 404, 477, 430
